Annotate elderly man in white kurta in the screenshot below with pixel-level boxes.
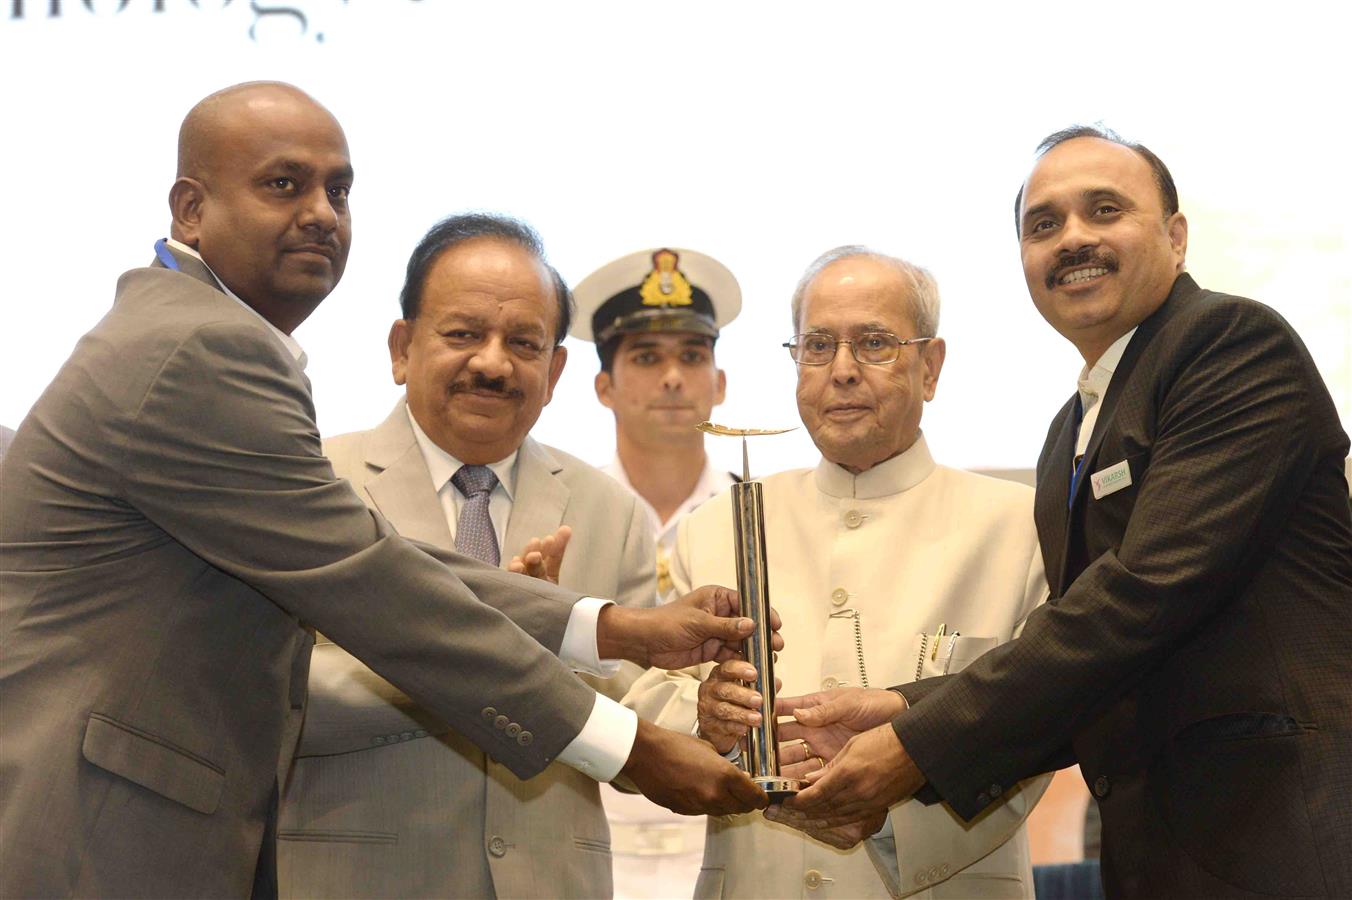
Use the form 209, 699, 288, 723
626, 246, 1049, 899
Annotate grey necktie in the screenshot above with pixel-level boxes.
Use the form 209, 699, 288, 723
451, 464, 500, 566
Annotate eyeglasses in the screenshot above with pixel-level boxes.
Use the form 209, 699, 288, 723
782, 332, 935, 366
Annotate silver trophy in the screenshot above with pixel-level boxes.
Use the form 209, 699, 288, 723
697, 421, 803, 801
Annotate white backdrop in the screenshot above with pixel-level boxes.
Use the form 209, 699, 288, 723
2, 1, 1348, 476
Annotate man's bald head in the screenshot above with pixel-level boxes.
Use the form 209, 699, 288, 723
168, 81, 354, 333
176, 81, 340, 180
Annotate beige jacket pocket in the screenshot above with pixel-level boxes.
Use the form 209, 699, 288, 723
81, 713, 224, 814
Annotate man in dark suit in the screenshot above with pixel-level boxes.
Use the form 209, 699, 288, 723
766, 126, 1352, 898
0, 82, 769, 899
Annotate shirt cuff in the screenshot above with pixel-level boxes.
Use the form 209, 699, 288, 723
556, 692, 637, 782
560, 596, 621, 677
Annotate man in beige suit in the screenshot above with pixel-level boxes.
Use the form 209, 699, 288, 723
278, 213, 656, 898
631, 247, 1050, 898
0, 83, 770, 899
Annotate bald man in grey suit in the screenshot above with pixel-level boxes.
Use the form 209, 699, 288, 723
0, 83, 767, 899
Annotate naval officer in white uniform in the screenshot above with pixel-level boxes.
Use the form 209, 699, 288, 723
572, 247, 744, 898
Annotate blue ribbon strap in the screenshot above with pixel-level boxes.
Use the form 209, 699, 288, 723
154, 238, 180, 271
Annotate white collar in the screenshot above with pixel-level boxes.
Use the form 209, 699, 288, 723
164, 238, 306, 366
813, 432, 936, 500
406, 406, 518, 500
682, 458, 728, 509
607, 454, 729, 535
1077, 327, 1136, 408
607, 453, 725, 500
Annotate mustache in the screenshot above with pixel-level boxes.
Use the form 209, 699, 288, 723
1046, 247, 1119, 289
449, 374, 524, 400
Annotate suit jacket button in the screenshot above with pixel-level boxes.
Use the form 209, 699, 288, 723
506, 723, 522, 738
482, 707, 497, 721
400, 731, 413, 741
989, 783, 1002, 798
976, 791, 990, 807
831, 588, 849, 606
414, 729, 427, 738
517, 731, 533, 746
843, 510, 864, 528
821, 677, 839, 690
1093, 775, 1111, 798
494, 715, 510, 730
372, 736, 386, 745
488, 835, 508, 858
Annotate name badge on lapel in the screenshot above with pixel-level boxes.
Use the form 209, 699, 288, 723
1090, 459, 1132, 499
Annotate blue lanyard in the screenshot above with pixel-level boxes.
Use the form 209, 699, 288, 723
154, 238, 180, 271
1068, 395, 1085, 508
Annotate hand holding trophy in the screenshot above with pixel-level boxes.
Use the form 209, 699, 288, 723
697, 659, 779, 754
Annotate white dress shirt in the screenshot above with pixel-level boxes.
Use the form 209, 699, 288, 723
405, 410, 637, 781
1075, 327, 1137, 460
408, 409, 520, 550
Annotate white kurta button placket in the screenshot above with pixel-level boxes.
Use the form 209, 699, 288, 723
663, 435, 1051, 899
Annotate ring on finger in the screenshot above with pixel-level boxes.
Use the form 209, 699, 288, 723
812, 756, 825, 771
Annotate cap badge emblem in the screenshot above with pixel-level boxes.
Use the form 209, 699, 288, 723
639, 248, 694, 308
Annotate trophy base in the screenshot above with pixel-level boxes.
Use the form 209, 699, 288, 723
754, 776, 807, 802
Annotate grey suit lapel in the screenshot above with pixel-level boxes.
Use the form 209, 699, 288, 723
362, 402, 455, 548
152, 244, 217, 286
503, 437, 569, 562
153, 244, 313, 391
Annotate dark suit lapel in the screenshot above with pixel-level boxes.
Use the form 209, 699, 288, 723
1068, 273, 1200, 512
503, 437, 569, 562
1036, 396, 1079, 597
362, 402, 455, 548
